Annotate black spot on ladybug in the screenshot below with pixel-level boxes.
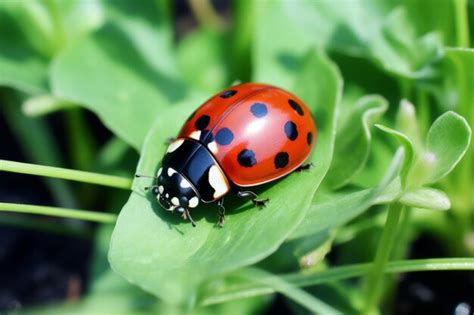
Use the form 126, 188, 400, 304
238, 149, 256, 167
215, 128, 234, 145
195, 115, 210, 130
284, 121, 298, 141
220, 90, 237, 98
288, 99, 304, 116
200, 129, 214, 144
307, 132, 313, 145
250, 103, 268, 118
274, 152, 289, 169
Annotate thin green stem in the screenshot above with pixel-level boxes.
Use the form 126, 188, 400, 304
201, 258, 474, 306
363, 202, 404, 314
188, 0, 226, 30
0, 202, 117, 224
0, 160, 132, 190
454, 0, 470, 48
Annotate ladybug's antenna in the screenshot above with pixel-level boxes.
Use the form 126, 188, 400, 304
185, 209, 197, 227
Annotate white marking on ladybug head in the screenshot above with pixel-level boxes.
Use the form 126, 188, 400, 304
158, 185, 164, 194
180, 178, 191, 188
157, 167, 162, 177
171, 197, 180, 206
207, 141, 218, 154
189, 196, 199, 208
167, 167, 177, 177
190, 130, 201, 140
166, 139, 184, 153
165, 193, 169, 198
208, 165, 229, 199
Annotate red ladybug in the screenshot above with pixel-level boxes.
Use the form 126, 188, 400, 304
138, 83, 317, 226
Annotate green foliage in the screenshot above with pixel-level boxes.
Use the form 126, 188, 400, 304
0, 0, 473, 314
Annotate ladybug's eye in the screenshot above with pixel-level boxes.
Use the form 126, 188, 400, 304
152, 187, 159, 195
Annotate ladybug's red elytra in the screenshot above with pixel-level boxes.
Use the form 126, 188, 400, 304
137, 83, 317, 227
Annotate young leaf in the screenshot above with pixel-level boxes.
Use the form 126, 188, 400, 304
423, 111, 471, 184
375, 124, 415, 188
108, 50, 342, 304
326, 95, 388, 188
398, 188, 451, 211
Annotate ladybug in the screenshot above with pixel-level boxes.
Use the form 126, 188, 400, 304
137, 83, 317, 227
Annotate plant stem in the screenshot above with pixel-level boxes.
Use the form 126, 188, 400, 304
201, 258, 474, 306
363, 202, 404, 314
0, 159, 132, 190
0, 202, 117, 224
454, 0, 470, 48
188, 0, 226, 31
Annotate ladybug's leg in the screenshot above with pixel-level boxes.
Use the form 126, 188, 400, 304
217, 198, 225, 227
237, 191, 269, 209
295, 162, 314, 172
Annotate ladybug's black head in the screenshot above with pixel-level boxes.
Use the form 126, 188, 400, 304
151, 166, 199, 226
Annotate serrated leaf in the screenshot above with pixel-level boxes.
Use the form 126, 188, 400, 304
108, 50, 342, 304
326, 95, 388, 188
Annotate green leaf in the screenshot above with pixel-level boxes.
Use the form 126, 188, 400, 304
283, 0, 442, 79
399, 188, 451, 211
326, 95, 388, 188
291, 148, 405, 240
375, 124, 415, 188
0, 5, 48, 93
51, 3, 184, 150
423, 111, 471, 184
237, 268, 340, 314
108, 49, 342, 304
177, 29, 230, 93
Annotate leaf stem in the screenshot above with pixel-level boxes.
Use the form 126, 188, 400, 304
454, 0, 470, 48
0, 202, 117, 224
188, 0, 226, 31
364, 202, 404, 314
0, 160, 132, 190
201, 258, 474, 306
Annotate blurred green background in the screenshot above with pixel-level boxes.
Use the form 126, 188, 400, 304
0, 0, 473, 314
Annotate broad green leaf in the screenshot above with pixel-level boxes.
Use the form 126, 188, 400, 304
326, 95, 388, 188
51, 3, 184, 150
177, 29, 229, 93
0, 0, 105, 93
291, 148, 405, 240
109, 50, 342, 304
423, 111, 471, 184
0, 6, 48, 93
